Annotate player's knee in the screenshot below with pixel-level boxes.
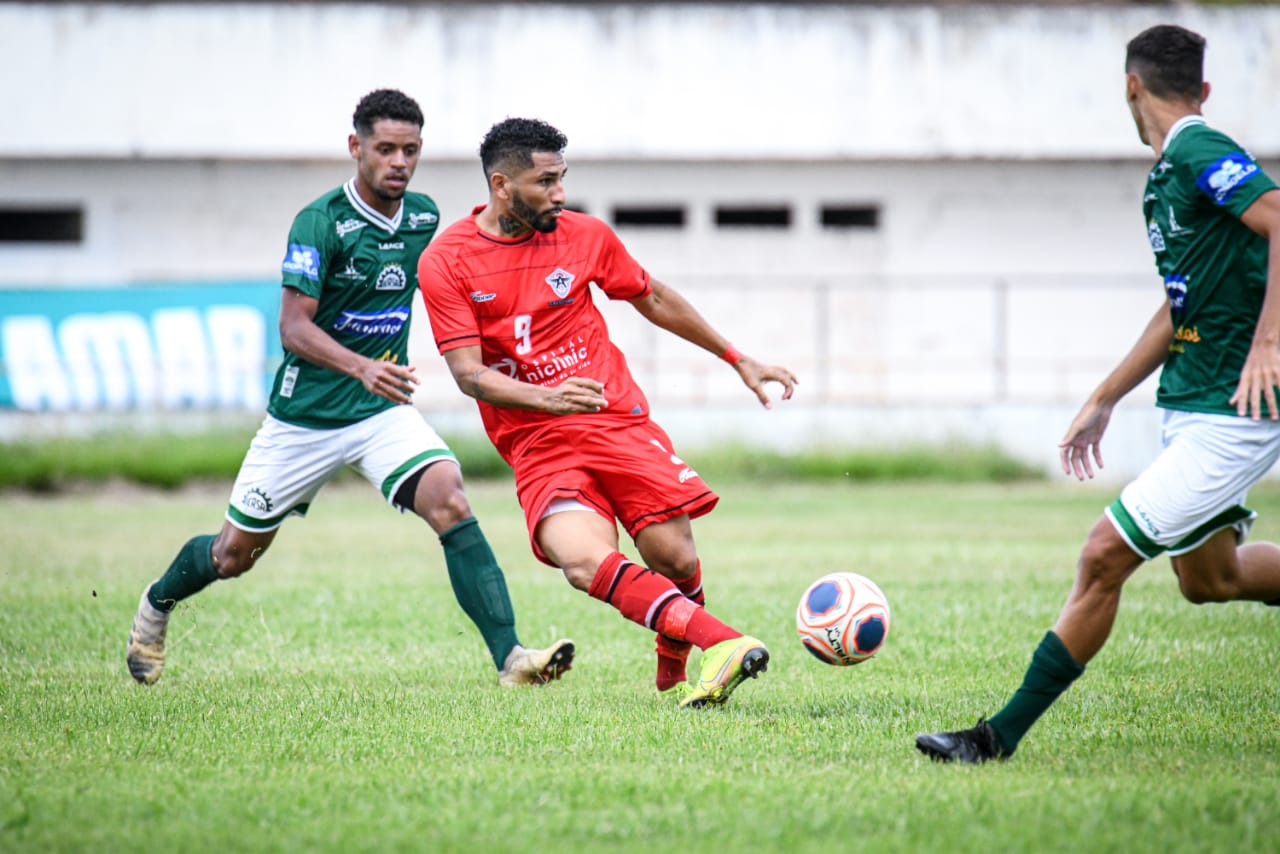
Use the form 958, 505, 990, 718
560, 562, 595, 592
652, 551, 698, 582
1076, 539, 1131, 595
636, 537, 698, 581
403, 462, 472, 532
421, 488, 473, 532
1174, 568, 1238, 604
212, 546, 263, 578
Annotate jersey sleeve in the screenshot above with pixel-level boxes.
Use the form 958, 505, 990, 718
280, 208, 336, 298
591, 219, 652, 301
1184, 128, 1278, 218
418, 244, 481, 353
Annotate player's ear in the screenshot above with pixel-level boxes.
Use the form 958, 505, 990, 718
1124, 72, 1142, 103
1200, 81, 1211, 105
348, 133, 362, 160
489, 170, 511, 199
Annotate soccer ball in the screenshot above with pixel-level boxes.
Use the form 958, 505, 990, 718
795, 572, 891, 666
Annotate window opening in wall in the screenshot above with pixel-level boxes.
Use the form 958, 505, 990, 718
612, 205, 686, 228
714, 205, 791, 228
0, 207, 84, 243
820, 204, 880, 229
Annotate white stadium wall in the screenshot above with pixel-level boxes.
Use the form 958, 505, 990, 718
3, 2, 1278, 160
2, 2, 1279, 480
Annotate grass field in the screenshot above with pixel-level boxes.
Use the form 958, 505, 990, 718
3, 478, 1278, 852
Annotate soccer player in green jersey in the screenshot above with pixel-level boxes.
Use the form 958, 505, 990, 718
917, 24, 1280, 763
126, 89, 573, 688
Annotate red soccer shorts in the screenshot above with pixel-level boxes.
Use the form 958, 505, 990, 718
510, 418, 719, 565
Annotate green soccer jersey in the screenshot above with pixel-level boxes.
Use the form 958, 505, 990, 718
268, 178, 440, 428
1143, 116, 1277, 415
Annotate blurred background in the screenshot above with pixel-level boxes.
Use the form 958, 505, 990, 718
2, 1, 1278, 479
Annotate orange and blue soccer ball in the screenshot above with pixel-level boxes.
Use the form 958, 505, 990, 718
795, 571, 891, 665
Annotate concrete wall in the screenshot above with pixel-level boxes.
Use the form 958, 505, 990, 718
3, 3, 1278, 480
3, 3, 1278, 159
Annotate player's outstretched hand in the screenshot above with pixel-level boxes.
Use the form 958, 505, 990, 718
1058, 400, 1111, 481
1229, 342, 1280, 421
734, 356, 798, 409
545, 376, 608, 415
361, 361, 420, 404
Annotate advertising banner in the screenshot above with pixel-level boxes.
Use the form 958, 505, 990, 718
0, 282, 281, 411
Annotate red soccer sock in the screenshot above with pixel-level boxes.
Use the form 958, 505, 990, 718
588, 553, 739, 654
676, 561, 704, 607
654, 562, 705, 690
654, 640, 688, 691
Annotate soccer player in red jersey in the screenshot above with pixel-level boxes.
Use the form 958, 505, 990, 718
418, 117, 798, 706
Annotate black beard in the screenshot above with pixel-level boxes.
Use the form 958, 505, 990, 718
511, 193, 559, 234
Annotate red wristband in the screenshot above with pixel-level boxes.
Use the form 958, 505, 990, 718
721, 345, 743, 365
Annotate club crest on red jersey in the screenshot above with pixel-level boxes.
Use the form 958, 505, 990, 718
545, 268, 575, 298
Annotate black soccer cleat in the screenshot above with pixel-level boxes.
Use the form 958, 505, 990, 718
915, 719, 1004, 764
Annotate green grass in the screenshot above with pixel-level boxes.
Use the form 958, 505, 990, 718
0, 430, 1042, 490
2, 479, 1278, 852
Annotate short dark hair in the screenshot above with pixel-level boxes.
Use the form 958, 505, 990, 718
1125, 24, 1206, 101
352, 89, 424, 137
479, 118, 568, 178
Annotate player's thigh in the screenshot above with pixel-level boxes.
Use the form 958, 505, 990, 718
226, 415, 344, 532
345, 405, 458, 507
535, 509, 622, 589
1172, 527, 1239, 581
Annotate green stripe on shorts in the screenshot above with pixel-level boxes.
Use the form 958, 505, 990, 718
1107, 498, 1163, 560
381, 449, 458, 501
227, 501, 309, 532
1168, 504, 1255, 556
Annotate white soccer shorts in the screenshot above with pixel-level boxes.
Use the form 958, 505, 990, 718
226, 405, 457, 532
1107, 409, 1280, 559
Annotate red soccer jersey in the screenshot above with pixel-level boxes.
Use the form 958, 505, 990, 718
418, 207, 654, 461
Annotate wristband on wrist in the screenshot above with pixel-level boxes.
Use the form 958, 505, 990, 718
720, 345, 744, 366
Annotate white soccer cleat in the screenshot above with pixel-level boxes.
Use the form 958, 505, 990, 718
126, 586, 170, 685
498, 639, 575, 686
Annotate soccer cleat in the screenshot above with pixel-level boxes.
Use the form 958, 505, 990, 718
498, 639, 575, 686
915, 719, 1004, 764
657, 681, 695, 705
126, 586, 170, 685
679, 635, 769, 708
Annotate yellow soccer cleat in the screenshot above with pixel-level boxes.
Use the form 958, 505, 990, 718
657, 681, 695, 705
679, 635, 769, 708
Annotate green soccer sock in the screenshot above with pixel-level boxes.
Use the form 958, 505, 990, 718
440, 518, 519, 671
987, 631, 1085, 756
147, 534, 220, 612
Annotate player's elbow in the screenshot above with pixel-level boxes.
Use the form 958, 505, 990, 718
277, 310, 315, 356
278, 321, 302, 355
449, 365, 486, 400
452, 375, 476, 399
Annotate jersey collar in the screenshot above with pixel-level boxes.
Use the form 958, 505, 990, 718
1162, 115, 1206, 155
343, 178, 403, 234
